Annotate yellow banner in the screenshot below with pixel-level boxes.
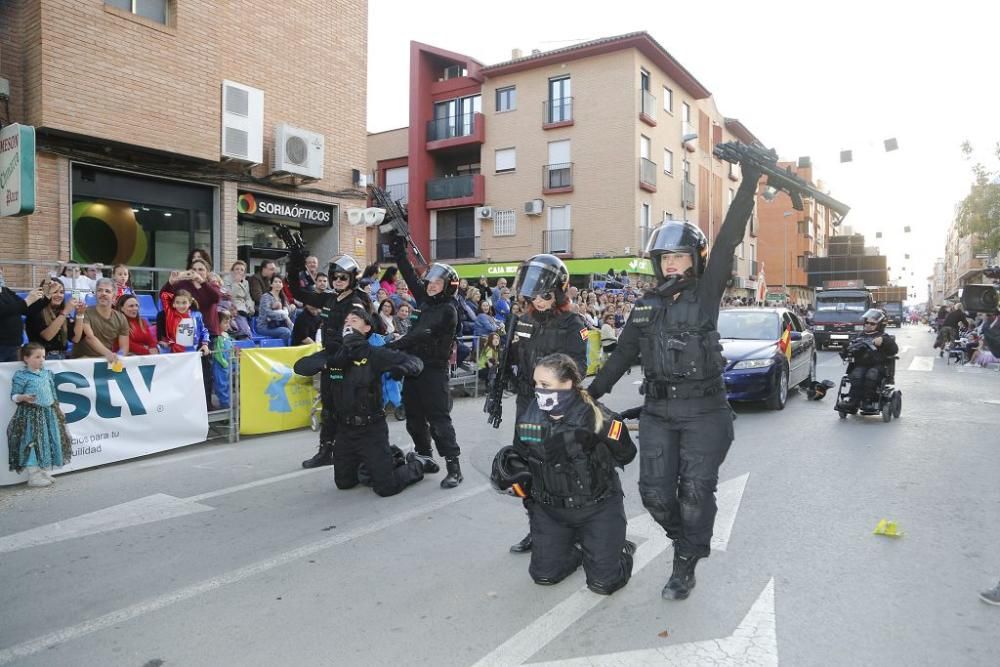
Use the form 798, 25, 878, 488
586, 329, 602, 376
239, 344, 320, 435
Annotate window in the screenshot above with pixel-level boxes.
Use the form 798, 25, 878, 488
640, 203, 651, 246
496, 86, 516, 112
432, 94, 481, 139
797, 220, 808, 235
682, 101, 691, 124
737, 242, 744, 258
663, 148, 674, 175
493, 209, 516, 237
495, 148, 516, 173
434, 208, 477, 260
106, 0, 168, 24
384, 167, 408, 204
683, 159, 691, 182
663, 86, 673, 113
547, 76, 572, 123
640, 69, 650, 91
796, 255, 805, 269
547, 205, 572, 254
640, 135, 651, 160
546, 140, 572, 188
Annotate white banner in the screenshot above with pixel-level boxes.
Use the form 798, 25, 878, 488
1, 353, 209, 486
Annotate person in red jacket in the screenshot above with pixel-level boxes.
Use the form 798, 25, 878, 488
116, 294, 159, 355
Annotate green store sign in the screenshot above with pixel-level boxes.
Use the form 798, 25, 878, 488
452, 256, 653, 279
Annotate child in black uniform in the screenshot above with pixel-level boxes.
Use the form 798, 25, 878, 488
510, 353, 637, 595
294, 307, 428, 497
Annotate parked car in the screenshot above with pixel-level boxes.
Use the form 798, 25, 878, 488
719, 308, 816, 410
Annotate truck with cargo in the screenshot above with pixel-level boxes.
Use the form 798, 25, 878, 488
811, 288, 875, 349
871, 286, 907, 327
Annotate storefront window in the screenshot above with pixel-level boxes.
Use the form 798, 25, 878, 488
71, 165, 214, 291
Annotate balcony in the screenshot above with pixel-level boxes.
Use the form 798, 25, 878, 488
682, 179, 696, 209
543, 162, 574, 194
543, 229, 573, 255
431, 236, 480, 261
425, 174, 485, 210
682, 121, 697, 152
385, 182, 408, 205
543, 97, 574, 129
425, 112, 485, 152
639, 89, 657, 126
640, 158, 657, 192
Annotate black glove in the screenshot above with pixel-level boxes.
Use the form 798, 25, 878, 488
342, 332, 368, 359
388, 369, 405, 380
388, 235, 408, 260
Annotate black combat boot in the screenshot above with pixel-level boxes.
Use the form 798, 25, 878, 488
441, 457, 463, 489
412, 452, 440, 474
301, 441, 334, 469
661, 552, 700, 600
509, 533, 532, 554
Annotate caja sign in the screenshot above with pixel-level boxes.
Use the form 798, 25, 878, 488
0, 353, 208, 486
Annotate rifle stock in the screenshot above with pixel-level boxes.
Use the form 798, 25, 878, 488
369, 184, 430, 271
485, 313, 519, 428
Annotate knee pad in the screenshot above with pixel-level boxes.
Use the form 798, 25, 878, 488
679, 479, 713, 509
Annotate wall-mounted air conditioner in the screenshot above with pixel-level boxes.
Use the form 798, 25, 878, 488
221, 80, 263, 164
476, 206, 494, 220
273, 123, 325, 180
524, 199, 543, 216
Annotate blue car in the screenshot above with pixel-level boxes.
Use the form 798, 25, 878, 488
719, 308, 816, 410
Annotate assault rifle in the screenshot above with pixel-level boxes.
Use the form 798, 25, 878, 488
367, 184, 430, 271
713, 142, 851, 226
484, 313, 518, 428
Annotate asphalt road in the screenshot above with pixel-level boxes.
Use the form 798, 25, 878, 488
1, 325, 998, 666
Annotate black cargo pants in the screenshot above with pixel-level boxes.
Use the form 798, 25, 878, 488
401, 363, 460, 459
333, 420, 423, 497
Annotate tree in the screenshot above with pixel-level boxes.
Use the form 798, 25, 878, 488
956, 141, 1000, 260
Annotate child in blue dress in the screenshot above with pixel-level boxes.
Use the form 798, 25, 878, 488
7, 342, 72, 487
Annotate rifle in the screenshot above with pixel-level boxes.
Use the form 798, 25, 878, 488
484, 313, 519, 428
367, 185, 430, 271
713, 142, 851, 226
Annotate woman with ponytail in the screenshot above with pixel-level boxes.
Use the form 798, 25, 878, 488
504, 352, 636, 595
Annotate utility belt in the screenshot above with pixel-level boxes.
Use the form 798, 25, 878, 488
338, 413, 385, 427
641, 378, 724, 400
534, 488, 611, 510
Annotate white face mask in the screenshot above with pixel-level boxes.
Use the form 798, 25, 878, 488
343, 325, 356, 338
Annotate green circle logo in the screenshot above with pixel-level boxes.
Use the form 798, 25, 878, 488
238, 193, 257, 215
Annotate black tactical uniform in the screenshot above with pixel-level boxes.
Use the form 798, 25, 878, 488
512, 396, 637, 595
294, 323, 426, 497
508, 255, 589, 554
840, 309, 898, 409
288, 252, 373, 469
388, 238, 464, 488
589, 177, 757, 601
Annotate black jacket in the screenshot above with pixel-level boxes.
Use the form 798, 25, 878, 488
841, 331, 899, 367
0, 287, 27, 347
942, 310, 969, 330
388, 245, 458, 364
512, 309, 589, 395
322, 334, 423, 421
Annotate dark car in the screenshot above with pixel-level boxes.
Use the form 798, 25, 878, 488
719, 308, 816, 410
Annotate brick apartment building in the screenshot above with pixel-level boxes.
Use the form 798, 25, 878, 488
368, 32, 764, 295
0, 0, 368, 289
754, 161, 837, 307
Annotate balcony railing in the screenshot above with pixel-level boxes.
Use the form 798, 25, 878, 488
543, 97, 573, 125
426, 113, 477, 141
682, 179, 696, 209
431, 236, 480, 261
543, 162, 573, 190
640, 89, 657, 121
543, 229, 572, 255
385, 182, 408, 204
426, 174, 475, 201
640, 158, 657, 189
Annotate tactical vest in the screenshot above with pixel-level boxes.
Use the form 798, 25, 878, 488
516, 403, 618, 509
514, 311, 587, 395
630, 290, 726, 384
328, 353, 383, 423
410, 299, 458, 363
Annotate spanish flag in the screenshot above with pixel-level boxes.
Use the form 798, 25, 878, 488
777, 323, 793, 362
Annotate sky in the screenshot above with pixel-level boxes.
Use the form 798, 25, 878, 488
367, 0, 1000, 300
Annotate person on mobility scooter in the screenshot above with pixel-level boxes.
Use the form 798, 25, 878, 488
835, 309, 901, 421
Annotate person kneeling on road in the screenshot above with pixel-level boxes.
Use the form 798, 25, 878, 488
499, 353, 637, 595
293, 308, 430, 497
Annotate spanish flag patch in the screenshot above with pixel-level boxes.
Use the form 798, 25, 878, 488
579, 328, 589, 340
608, 419, 623, 441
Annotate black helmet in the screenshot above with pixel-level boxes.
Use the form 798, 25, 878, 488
861, 308, 887, 332
513, 254, 570, 301
490, 446, 532, 498
423, 262, 460, 299
645, 220, 708, 284
328, 255, 361, 291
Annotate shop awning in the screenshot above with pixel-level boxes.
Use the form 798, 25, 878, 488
451, 256, 653, 279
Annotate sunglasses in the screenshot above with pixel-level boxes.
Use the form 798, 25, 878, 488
533, 291, 555, 301
332, 274, 350, 281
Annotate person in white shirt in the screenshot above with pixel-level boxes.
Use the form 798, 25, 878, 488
54, 262, 100, 294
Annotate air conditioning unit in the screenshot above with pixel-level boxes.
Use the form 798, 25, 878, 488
524, 199, 544, 216
476, 206, 494, 220
272, 123, 325, 180
443, 65, 463, 80
221, 81, 264, 163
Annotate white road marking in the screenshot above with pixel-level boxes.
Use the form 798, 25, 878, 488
0, 468, 330, 555
0, 494, 214, 555
0, 483, 490, 666
527, 578, 777, 666
907, 356, 934, 372
471, 475, 748, 667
